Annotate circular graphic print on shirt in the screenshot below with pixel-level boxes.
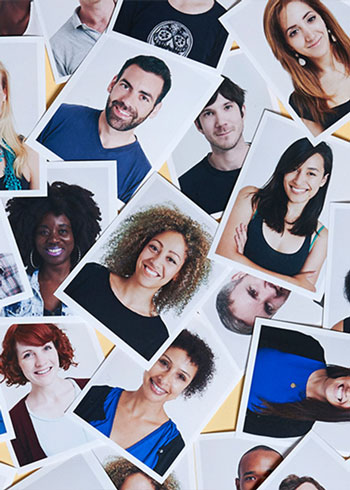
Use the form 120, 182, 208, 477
147, 20, 193, 56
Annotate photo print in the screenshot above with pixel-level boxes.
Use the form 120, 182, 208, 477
196, 432, 287, 490
169, 48, 278, 219
211, 111, 350, 301
94, 442, 197, 490
0, 37, 46, 197
257, 431, 350, 490
220, 0, 350, 140
0, 202, 32, 310
0, 0, 42, 36
26, 31, 222, 203
57, 173, 225, 366
0, 461, 16, 489
237, 318, 350, 455
68, 316, 240, 483
0, 317, 104, 471
201, 265, 322, 371
35, 0, 118, 83
324, 203, 350, 331
110, 0, 232, 70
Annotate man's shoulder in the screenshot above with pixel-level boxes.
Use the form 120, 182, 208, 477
50, 14, 76, 45
48, 103, 100, 127
179, 155, 210, 185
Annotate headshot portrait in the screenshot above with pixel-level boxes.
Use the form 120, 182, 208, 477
237, 320, 350, 452
220, 0, 350, 139
323, 203, 350, 330
212, 111, 350, 300
0, 38, 45, 196
112, 0, 230, 69
70, 318, 239, 483
58, 174, 220, 364
0, 319, 104, 470
36, 0, 117, 81
196, 432, 285, 490
250, 431, 350, 490
27, 32, 221, 203
2, 181, 102, 317
0, 0, 41, 36
170, 49, 276, 217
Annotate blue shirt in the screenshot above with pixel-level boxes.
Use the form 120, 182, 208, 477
89, 386, 181, 469
37, 104, 151, 202
248, 348, 326, 412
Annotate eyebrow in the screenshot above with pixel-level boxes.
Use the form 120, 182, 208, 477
152, 239, 182, 260
163, 353, 191, 378
120, 77, 154, 102
285, 10, 313, 34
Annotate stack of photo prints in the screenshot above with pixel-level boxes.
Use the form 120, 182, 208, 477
1, 0, 350, 489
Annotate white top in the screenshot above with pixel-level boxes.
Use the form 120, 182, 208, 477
27, 379, 92, 456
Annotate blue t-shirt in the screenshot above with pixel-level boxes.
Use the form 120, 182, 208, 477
248, 348, 326, 412
37, 104, 151, 202
88, 386, 181, 469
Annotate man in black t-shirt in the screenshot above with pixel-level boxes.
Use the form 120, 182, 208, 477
179, 77, 250, 215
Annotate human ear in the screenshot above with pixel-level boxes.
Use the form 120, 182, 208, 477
107, 76, 118, 93
194, 118, 204, 135
235, 478, 241, 490
149, 101, 162, 119
319, 173, 329, 187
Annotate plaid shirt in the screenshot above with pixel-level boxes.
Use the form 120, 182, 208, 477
0, 253, 23, 300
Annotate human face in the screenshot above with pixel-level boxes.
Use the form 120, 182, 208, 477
105, 64, 164, 132
228, 274, 290, 328
134, 231, 187, 291
297, 484, 319, 490
279, 1, 330, 61
283, 153, 328, 205
197, 93, 245, 151
35, 213, 75, 267
16, 341, 60, 387
324, 376, 350, 409
235, 449, 282, 490
120, 473, 155, 490
142, 347, 198, 403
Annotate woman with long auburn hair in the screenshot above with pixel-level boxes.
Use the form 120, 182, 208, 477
0, 60, 39, 190
264, 0, 350, 135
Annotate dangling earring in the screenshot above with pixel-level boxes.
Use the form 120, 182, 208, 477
295, 52, 306, 66
328, 29, 337, 43
30, 249, 39, 269
74, 246, 81, 264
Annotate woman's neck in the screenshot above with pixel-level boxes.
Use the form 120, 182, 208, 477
123, 388, 168, 422
39, 261, 71, 282
110, 273, 158, 317
285, 201, 307, 227
26, 376, 74, 415
306, 368, 328, 401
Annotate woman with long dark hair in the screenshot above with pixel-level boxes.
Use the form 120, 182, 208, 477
264, 0, 350, 135
3, 181, 101, 316
216, 138, 332, 292
244, 326, 350, 438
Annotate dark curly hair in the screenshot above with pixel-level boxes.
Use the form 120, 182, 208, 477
6, 181, 102, 274
0, 323, 77, 386
170, 329, 216, 398
102, 204, 212, 315
104, 457, 180, 490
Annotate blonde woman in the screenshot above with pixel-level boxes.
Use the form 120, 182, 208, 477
0, 61, 39, 190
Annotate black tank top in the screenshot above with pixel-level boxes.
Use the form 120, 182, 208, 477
243, 212, 311, 276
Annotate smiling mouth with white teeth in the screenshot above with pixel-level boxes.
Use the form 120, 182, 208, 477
290, 186, 308, 194
337, 384, 344, 403
144, 264, 160, 278
34, 366, 52, 376
150, 379, 167, 395
46, 247, 63, 257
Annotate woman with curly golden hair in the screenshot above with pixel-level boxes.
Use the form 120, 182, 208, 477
65, 204, 212, 360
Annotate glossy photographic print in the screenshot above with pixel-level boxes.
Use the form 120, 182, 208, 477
211, 111, 350, 301
57, 174, 225, 366
69, 317, 240, 483
169, 48, 278, 219
221, 0, 350, 140
237, 318, 350, 455
0, 317, 104, 471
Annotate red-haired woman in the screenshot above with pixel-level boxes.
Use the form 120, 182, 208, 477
0, 323, 91, 466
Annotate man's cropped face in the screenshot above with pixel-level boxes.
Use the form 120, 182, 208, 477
105, 64, 164, 132
236, 449, 282, 490
229, 273, 290, 327
196, 93, 244, 151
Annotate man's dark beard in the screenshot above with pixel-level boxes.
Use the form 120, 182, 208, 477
105, 97, 152, 132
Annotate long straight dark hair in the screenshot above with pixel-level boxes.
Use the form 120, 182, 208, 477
251, 138, 333, 236
256, 365, 350, 423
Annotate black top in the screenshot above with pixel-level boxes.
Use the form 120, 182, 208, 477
0, 174, 30, 190
179, 154, 241, 214
243, 212, 311, 276
113, 0, 228, 67
64, 263, 169, 360
289, 91, 350, 130
244, 326, 325, 438
343, 317, 350, 333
